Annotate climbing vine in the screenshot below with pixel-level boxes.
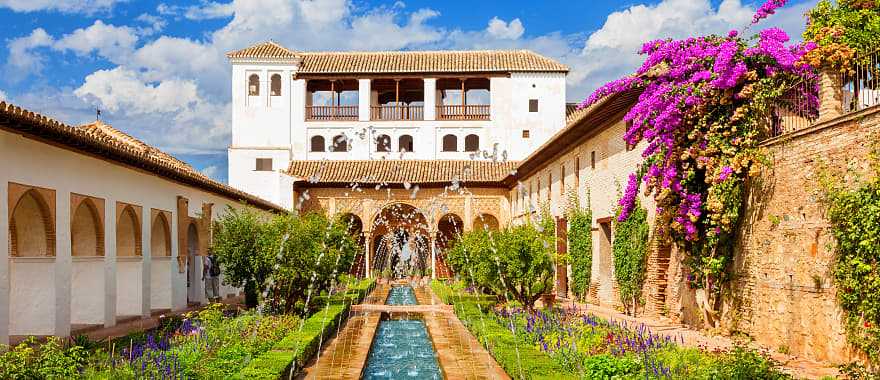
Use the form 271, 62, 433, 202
819, 139, 880, 364
802, 0, 880, 72
567, 190, 593, 301
580, 2, 818, 326
612, 201, 650, 316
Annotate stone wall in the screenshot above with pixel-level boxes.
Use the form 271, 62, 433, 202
726, 107, 880, 363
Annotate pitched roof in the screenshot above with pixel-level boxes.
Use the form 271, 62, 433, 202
226, 41, 299, 60
297, 50, 568, 75
0, 102, 284, 212
287, 160, 517, 186
227, 42, 568, 74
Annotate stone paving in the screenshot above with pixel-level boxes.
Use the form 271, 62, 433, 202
302, 283, 509, 379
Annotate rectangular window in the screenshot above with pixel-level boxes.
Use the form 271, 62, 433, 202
591, 151, 596, 169
522, 130, 530, 138
255, 158, 273, 171
529, 99, 539, 112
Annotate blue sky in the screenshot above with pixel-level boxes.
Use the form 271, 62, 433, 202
0, 0, 817, 183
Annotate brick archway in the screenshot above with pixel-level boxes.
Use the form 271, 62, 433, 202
9, 186, 56, 257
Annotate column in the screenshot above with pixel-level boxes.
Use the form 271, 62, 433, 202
103, 199, 116, 327
364, 231, 371, 278
0, 182, 9, 344
423, 78, 437, 121
818, 66, 844, 123
54, 189, 72, 337
358, 79, 371, 122
141, 207, 152, 318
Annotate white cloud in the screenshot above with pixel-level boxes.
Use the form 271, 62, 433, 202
54, 20, 138, 62
0, 90, 6, 101
0, 0, 126, 14
158, 1, 234, 20
74, 67, 199, 114
486, 17, 524, 40
5, 28, 54, 80
200, 165, 220, 179
135, 13, 167, 36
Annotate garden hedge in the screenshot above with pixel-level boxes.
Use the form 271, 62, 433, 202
235, 278, 374, 379
431, 280, 573, 380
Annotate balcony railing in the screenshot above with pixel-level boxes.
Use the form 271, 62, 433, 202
437, 105, 490, 120
370, 105, 423, 121
843, 47, 880, 114
305, 105, 359, 121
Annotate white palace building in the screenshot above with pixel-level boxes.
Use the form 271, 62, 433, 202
226, 41, 569, 205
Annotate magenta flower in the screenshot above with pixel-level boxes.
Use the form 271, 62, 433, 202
752, 0, 787, 24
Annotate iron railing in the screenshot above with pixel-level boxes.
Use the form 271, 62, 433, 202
843, 47, 880, 114
768, 77, 820, 138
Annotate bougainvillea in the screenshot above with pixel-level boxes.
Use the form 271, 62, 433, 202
580, 4, 818, 326
803, 0, 879, 71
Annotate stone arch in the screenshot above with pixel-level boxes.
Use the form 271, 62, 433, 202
399, 134, 414, 152
435, 213, 463, 278
10, 189, 55, 257
72, 197, 103, 257
370, 203, 430, 277
473, 213, 499, 231
116, 205, 141, 257
151, 212, 171, 257
331, 134, 348, 152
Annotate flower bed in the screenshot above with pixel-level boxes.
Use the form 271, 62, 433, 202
495, 306, 792, 379
432, 280, 573, 380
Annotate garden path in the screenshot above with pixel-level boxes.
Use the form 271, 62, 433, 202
558, 300, 840, 379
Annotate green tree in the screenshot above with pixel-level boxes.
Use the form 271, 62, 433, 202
265, 213, 357, 314
211, 205, 272, 308
612, 201, 650, 316
447, 224, 554, 310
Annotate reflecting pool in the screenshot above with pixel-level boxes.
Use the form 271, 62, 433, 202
362, 317, 442, 379
385, 286, 417, 305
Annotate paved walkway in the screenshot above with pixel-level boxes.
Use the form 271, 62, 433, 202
556, 299, 839, 379
302, 284, 509, 379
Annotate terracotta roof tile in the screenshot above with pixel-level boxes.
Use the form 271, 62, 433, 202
0, 102, 284, 212
227, 41, 568, 73
287, 160, 517, 185
226, 41, 299, 59
297, 49, 568, 74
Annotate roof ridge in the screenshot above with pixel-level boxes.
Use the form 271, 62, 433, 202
300, 48, 538, 55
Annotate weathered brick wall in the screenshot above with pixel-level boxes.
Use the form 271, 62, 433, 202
726, 107, 880, 363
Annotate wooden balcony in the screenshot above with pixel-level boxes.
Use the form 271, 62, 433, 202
436, 105, 490, 120
370, 105, 424, 121
305, 105, 359, 121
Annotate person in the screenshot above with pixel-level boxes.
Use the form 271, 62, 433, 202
203, 254, 221, 302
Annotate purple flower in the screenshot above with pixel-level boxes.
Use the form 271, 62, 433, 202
752, 0, 787, 24
718, 166, 733, 181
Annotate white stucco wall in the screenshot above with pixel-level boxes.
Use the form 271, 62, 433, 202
71, 258, 104, 324
1, 128, 273, 343
151, 257, 172, 310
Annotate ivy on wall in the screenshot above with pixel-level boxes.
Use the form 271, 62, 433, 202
567, 190, 593, 301
819, 140, 880, 364
612, 201, 650, 316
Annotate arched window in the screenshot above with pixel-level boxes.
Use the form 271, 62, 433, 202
376, 134, 391, 152
10, 189, 54, 257
72, 198, 103, 257
399, 135, 414, 152
117, 206, 142, 257
331, 135, 348, 152
151, 213, 171, 257
442, 134, 458, 152
270, 74, 281, 96
310, 136, 325, 152
248, 74, 260, 96
465, 134, 479, 152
